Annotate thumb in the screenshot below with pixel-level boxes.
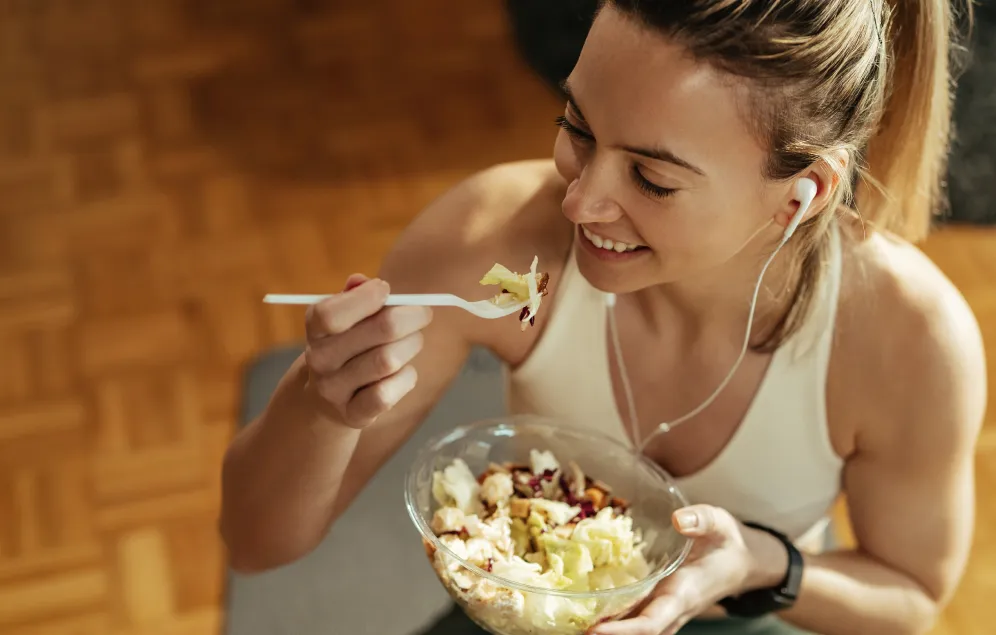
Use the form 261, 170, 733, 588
342, 273, 371, 292
673, 504, 727, 538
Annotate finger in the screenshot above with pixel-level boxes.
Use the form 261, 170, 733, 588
673, 504, 720, 537
589, 614, 659, 635
306, 306, 433, 374
343, 273, 369, 292
346, 364, 418, 424
592, 595, 684, 635
333, 330, 425, 398
305, 279, 389, 339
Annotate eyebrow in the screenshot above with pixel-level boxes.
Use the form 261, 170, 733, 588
559, 80, 707, 177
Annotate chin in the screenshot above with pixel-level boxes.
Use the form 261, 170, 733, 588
573, 250, 659, 295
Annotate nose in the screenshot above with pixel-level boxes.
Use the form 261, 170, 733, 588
561, 166, 625, 225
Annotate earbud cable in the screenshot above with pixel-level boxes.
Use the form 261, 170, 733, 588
607, 227, 794, 452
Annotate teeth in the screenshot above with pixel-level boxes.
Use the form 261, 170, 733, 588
582, 226, 641, 253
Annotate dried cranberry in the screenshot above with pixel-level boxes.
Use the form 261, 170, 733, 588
541, 469, 556, 482
573, 501, 597, 521
486, 558, 494, 572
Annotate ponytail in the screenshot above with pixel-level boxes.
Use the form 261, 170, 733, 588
859, 0, 967, 243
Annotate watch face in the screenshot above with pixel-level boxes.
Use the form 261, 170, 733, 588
782, 537, 805, 599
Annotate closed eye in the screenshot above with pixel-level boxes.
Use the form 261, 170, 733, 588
556, 115, 677, 201
555, 115, 593, 143
631, 165, 677, 200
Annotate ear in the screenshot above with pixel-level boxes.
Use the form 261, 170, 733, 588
773, 150, 849, 231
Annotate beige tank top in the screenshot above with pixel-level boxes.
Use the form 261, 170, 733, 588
505, 227, 845, 545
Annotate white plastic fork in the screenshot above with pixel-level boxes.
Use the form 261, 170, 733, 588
262, 293, 529, 319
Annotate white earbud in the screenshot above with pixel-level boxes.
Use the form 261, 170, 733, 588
783, 177, 819, 241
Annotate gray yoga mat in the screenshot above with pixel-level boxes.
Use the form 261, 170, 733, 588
223, 345, 509, 635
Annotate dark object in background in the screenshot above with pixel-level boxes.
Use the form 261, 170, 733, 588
946, 4, 996, 225
504, 0, 599, 98
504, 1, 995, 225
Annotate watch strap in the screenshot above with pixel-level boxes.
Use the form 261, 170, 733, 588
718, 521, 804, 618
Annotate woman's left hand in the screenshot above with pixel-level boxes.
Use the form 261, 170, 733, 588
590, 504, 788, 635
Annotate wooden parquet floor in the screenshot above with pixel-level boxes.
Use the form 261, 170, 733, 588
0, 1, 991, 633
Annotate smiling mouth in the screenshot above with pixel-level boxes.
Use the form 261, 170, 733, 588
580, 225, 648, 253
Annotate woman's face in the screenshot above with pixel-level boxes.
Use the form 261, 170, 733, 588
554, 6, 789, 294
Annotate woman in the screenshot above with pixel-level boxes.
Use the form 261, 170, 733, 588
220, 1, 984, 634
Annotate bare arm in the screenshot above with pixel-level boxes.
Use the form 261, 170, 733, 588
775, 281, 986, 634
220, 173, 505, 572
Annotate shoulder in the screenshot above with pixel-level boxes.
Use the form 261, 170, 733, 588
378, 159, 574, 355
380, 159, 573, 287
830, 224, 987, 459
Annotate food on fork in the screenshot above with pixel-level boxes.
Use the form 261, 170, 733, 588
480, 256, 550, 330
424, 450, 653, 634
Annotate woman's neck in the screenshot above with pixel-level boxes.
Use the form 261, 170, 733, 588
633, 233, 801, 342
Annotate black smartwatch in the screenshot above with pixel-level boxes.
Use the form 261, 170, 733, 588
718, 521, 804, 618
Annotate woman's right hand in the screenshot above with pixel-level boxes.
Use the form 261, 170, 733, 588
303, 274, 433, 429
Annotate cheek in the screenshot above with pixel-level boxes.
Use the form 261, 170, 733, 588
637, 210, 692, 256
649, 196, 763, 270
553, 132, 582, 182
636, 196, 737, 265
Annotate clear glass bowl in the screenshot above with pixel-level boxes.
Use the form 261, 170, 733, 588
405, 415, 693, 635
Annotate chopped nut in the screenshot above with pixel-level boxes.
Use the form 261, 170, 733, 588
510, 498, 531, 518
537, 272, 550, 295
610, 496, 630, 512
586, 487, 608, 510
591, 479, 612, 494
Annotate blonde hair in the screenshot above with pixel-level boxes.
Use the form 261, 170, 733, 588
608, 0, 970, 350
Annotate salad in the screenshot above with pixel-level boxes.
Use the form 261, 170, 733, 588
480, 256, 550, 330
423, 450, 654, 635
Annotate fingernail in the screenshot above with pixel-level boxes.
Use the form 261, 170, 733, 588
676, 510, 698, 530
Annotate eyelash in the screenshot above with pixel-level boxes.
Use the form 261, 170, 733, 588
630, 165, 676, 199
555, 115, 592, 143
554, 116, 677, 200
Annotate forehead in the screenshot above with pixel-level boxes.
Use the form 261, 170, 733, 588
569, 7, 766, 177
